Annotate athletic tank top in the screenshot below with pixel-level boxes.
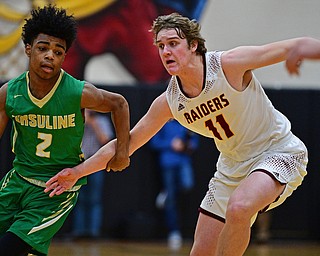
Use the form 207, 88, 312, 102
6, 70, 86, 184
166, 51, 291, 161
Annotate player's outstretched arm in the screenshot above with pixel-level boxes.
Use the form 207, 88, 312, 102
45, 139, 118, 197
221, 37, 319, 91
45, 93, 172, 197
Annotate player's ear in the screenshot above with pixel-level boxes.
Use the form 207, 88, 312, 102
25, 44, 31, 57
190, 40, 198, 52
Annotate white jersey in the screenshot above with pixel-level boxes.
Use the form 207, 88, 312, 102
166, 51, 291, 162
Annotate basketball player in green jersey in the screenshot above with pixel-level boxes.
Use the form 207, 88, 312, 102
0, 5, 130, 256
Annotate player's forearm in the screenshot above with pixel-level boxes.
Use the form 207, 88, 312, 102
77, 140, 117, 177
111, 96, 130, 156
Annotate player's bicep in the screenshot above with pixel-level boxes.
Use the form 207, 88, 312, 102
81, 82, 123, 112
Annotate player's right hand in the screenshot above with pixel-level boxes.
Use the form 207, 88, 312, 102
44, 168, 78, 197
106, 154, 130, 172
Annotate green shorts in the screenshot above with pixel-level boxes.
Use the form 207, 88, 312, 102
0, 169, 79, 255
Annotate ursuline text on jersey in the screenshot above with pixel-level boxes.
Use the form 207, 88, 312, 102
12, 113, 76, 129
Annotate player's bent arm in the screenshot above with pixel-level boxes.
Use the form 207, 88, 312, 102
0, 83, 9, 138
93, 92, 172, 169
81, 82, 130, 170
81, 92, 172, 165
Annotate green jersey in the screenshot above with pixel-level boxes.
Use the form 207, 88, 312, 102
5, 70, 86, 185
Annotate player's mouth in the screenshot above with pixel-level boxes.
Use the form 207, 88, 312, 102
165, 60, 177, 69
41, 63, 54, 73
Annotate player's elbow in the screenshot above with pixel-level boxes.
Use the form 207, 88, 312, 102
117, 94, 129, 111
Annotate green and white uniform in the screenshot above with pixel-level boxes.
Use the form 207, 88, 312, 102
0, 70, 86, 255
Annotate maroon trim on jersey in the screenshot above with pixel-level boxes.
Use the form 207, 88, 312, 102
250, 169, 286, 186
198, 207, 225, 223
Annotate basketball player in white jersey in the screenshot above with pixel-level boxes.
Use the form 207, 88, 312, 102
45, 13, 311, 256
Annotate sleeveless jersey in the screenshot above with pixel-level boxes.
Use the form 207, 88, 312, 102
166, 51, 291, 162
5, 70, 86, 184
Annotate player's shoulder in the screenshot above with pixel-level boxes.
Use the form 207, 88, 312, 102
207, 51, 223, 67
7, 72, 27, 86
154, 91, 167, 104
0, 82, 8, 91
61, 71, 84, 86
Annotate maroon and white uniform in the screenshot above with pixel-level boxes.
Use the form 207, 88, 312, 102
166, 51, 308, 223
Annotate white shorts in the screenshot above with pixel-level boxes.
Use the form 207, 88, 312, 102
199, 133, 308, 225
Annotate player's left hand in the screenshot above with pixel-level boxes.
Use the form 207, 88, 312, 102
286, 57, 302, 75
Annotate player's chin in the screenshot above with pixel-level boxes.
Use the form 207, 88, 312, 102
164, 65, 178, 76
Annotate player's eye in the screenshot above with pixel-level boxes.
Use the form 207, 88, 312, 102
170, 41, 177, 47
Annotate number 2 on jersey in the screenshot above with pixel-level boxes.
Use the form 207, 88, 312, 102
205, 114, 234, 140
36, 132, 52, 158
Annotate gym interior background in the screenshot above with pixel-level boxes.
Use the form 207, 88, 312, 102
1, 0, 320, 243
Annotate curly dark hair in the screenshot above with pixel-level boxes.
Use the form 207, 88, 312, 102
150, 13, 207, 55
22, 5, 77, 52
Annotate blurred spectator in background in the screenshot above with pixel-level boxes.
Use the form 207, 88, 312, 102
71, 109, 114, 239
149, 119, 199, 251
